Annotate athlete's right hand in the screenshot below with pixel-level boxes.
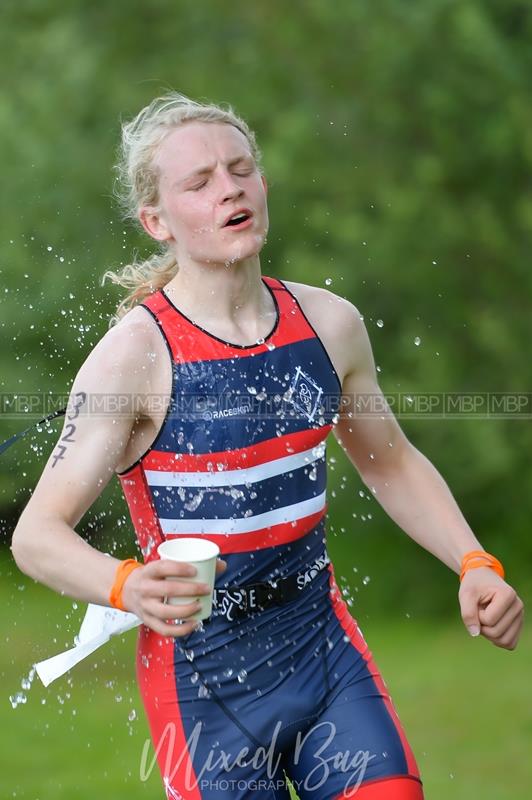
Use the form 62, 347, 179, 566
121, 558, 227, 637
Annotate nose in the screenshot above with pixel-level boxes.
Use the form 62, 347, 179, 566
217, 168, 244, 203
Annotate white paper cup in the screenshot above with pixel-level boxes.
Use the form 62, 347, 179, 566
157, 538, 220, 621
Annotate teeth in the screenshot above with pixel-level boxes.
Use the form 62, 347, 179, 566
230, 212, 247, 223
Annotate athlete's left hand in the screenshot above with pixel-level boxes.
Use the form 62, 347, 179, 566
459, 567, 525, 650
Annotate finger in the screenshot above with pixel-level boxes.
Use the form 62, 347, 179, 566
480, 599, 524, 640
459, 589, 481, 634
148, 598, 203, 620
145, 614, 201, 638
216, 559, 227, 574
487, 612, 524, 651
479, 589, 519, 627
476, 590, 512, 628
150, 559, 198, 579
164, 579, 212, 597
143, 579, 212, 598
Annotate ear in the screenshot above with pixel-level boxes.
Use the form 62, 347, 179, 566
138, 206, 172, 242
261, 174, 268, 195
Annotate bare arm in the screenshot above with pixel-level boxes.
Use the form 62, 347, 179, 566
330, 296, 486, 572
11, 311, 223, 636
329, 295, 523, 649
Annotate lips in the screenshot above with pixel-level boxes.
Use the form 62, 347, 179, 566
222, 208, 253, 228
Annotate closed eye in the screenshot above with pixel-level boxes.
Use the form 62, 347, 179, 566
188, 169, 254, 191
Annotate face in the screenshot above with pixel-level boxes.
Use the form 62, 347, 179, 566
139, 121, 269, 268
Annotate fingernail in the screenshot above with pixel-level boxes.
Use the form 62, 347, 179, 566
468, 625, 480, 637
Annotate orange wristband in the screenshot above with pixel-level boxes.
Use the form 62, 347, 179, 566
459, 550, 505, 583
109, 558, 143, 611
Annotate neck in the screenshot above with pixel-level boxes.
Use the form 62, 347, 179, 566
163, 254, 269, 324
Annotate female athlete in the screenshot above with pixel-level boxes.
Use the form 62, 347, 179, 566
12, 92, 524, 799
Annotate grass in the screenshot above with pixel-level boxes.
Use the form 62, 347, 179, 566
1, 551, 530, 799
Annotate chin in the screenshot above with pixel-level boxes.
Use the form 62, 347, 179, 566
227, 233, 266, 261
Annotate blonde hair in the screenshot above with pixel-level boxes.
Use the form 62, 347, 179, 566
101, 91, 263, 326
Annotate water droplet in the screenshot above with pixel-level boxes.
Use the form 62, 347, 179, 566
184, 490, 204, 512
9, 692, 27, 708
237, 669, 248, 684
414, 337, 421, 346
312, 442, 326, 460
325, 278, 332, 286
376, 319, 384, 328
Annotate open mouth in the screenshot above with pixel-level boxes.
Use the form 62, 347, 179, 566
224, 211, 252, 227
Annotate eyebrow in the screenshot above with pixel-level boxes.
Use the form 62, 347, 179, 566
178, 155, 253, 184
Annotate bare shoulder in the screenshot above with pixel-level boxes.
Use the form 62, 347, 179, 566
91, 303, 171, 474
12, 303, 166, 529
281, 279, 362, 330
281, 279, 367, 383
96, 303, 159, 359
82, 304, 161, 393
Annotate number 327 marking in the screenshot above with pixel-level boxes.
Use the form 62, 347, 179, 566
51, 392, 87, 468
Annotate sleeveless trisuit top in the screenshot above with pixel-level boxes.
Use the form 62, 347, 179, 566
116, 275, 343, 593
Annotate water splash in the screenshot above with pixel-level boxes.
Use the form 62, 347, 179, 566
9, 691, 27, 709
9, 666, 37, 709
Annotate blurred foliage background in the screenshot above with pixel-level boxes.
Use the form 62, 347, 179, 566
1, 1, 531, 797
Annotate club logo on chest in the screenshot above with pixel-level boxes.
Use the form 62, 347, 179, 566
287, 366, 323, 422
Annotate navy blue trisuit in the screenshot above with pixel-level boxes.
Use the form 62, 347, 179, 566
116, 275, 424, 799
